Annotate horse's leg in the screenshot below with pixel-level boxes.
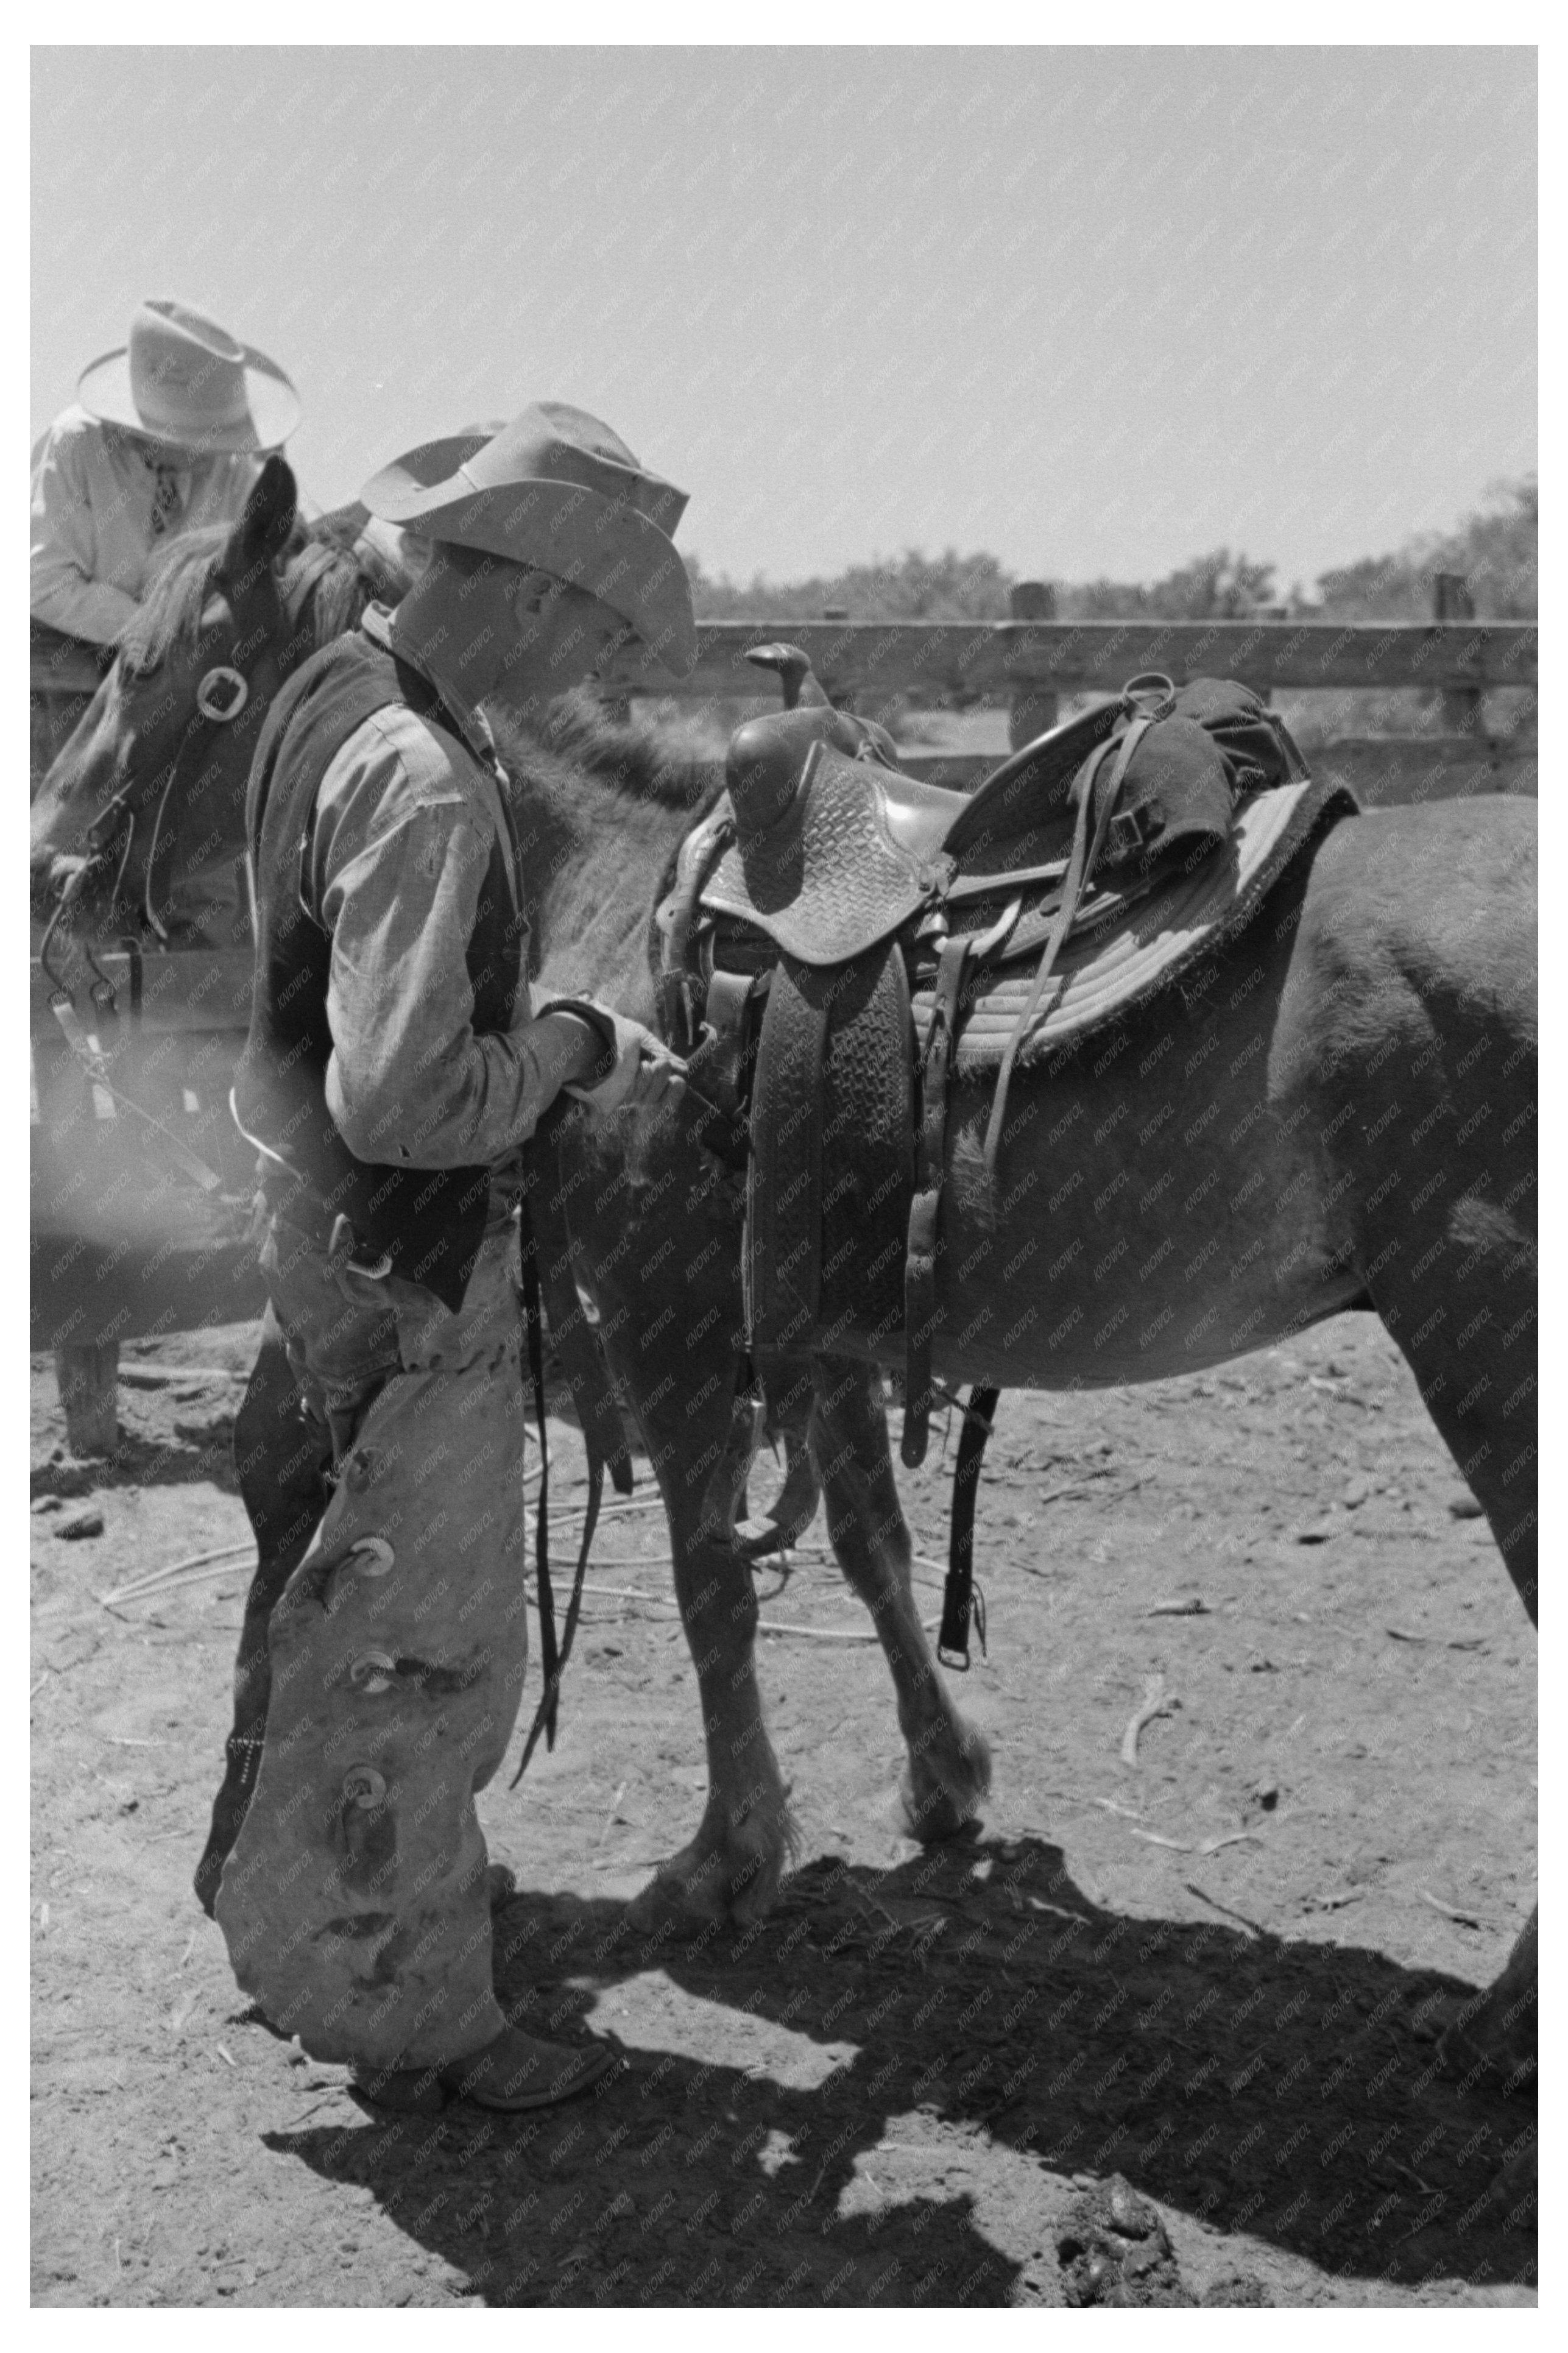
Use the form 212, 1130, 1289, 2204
192, 1316, 330, 1916
1292, 804, 1538, 1621
1295, 809, 1538, 2085
1355, 1155, 1538, 2074
618, 1371, 798, 1927
810, 1356, 992, 1839
1363, 1207, 1537, 1626
582, 1130, 796, 1928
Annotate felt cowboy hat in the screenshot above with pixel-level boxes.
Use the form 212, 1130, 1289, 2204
77, 299, 301, 455
361, 402, 697, 676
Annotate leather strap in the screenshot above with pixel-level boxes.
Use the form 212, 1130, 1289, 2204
980, 710, 1154, 1177
523, 1103, 635, 1499
514, 1198, 569, 1769
512, 1099, 634, 1783
49, 994, 226, 1194
939, 1384, 1000, 1668
682, 968, 762, 1172
902, 930, 971, 1469
746, 958, 828, 1362
658, 812, 735, 1050
701, 969, 762, 1114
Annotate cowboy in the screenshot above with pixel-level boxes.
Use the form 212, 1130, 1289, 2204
30, 299, 302, 648
211, 404, 693, 2114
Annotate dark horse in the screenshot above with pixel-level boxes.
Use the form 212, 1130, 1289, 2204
32, 458, 1536, 2087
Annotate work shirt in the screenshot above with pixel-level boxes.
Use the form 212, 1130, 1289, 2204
30, 403, 258, 645
303, 605, 596, 1172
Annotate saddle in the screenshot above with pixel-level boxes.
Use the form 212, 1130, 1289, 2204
659, 658, 1352, 1654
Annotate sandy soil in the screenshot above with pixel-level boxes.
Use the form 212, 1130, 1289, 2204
30, 1308, 1535, 2307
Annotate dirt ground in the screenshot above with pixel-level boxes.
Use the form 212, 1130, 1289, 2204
30, 1307, 1536, 2308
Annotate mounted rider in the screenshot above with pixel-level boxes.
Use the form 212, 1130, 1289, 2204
209, 403, 693, 2112
30, 299, 302, 648
29, 300, 303, 790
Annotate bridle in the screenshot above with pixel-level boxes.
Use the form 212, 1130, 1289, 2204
39, 614, 284, 1007
40, 530, 395, 1011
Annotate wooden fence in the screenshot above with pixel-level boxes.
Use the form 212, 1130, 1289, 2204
32, 576, 1539, 805
599, 575, 1537, 804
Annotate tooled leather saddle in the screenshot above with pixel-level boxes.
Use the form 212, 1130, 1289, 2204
657, 652, 1348, 1658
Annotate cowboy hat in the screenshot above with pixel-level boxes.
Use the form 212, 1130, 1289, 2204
78, 299, 301, 455
361, 402, 696, 676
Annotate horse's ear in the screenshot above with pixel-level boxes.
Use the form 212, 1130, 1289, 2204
223, 455, 297, 581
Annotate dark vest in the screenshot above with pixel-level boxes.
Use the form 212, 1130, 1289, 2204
233, 629, 526, 1312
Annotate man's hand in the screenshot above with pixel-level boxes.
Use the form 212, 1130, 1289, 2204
546, 1010, 687, 1120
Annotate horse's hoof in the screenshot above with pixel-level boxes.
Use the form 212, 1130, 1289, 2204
623, 1870, 716, 1938
624, 1819, 786, 1935
897, 1721, 993, 1843
896, 1772, 977, 1843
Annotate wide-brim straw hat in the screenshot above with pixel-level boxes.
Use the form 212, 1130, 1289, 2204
361, 402, 696, 677
78, 299, 300, 456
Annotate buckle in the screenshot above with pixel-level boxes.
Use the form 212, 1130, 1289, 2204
327, 1212, 392, 1280
1108, 801, 1164, 862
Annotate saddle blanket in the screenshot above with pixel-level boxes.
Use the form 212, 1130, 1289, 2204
911, 776, 1356, 1072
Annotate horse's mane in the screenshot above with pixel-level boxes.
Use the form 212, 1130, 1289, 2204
492, 691, 727, 819
117, 502, 409, 676
487, 695, 727, 1022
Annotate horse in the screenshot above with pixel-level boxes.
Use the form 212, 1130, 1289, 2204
30, 470, 412, 956
503, 648, 1539, 2129
32, 459, 1536, 2093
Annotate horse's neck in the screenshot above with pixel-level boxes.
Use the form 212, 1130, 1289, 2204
520, 782, 691, 1025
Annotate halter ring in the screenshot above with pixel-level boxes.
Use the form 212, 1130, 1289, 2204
196, 665, 249, 723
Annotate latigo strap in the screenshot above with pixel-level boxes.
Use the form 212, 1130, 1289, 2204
511, 1097, 634, 1784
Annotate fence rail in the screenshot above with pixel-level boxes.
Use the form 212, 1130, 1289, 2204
602, 617, 1538, 703
30, 615, 1538, 706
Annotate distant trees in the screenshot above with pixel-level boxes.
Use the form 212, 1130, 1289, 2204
681, 475, 1536, 625
682, 545, 1015, 623
1064, 551, 1280, 622
1311, 476, 1536, 621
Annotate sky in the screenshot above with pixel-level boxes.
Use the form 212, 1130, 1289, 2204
30, 46, 1536, 594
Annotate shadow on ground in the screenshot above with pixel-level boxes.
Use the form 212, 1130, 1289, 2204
268, 1838, 1536, 2305
32, 1410, 241, 1498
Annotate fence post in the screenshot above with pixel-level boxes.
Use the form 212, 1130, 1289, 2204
55, 1342, 119, 1457
1252, 603, 1288, 704
1434, 573, 1480, 736
822, 606, 855, 712
1008, 581, 1058, 748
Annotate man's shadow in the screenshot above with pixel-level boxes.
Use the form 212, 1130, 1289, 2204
269, 1835, 1535, 2305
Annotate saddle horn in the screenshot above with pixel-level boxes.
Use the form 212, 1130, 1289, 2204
745, 642, 830, 711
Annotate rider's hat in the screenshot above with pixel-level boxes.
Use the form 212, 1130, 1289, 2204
361, 402, 696, 678
77, 300, 301, 455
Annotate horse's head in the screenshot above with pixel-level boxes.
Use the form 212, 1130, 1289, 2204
30, 457, 300, 947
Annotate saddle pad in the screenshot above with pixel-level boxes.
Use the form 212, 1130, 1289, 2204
704, 752, 951, 966
913, 777, 1356, 1073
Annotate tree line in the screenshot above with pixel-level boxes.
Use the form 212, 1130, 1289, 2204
682, 475, 1536, 626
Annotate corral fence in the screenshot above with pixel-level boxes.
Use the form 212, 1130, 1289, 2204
598, 573, 1538, 805
30, 572, 1539, 806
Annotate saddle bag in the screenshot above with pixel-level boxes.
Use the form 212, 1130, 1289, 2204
1093, 677, 1310, 866
948, 673, 1309, 880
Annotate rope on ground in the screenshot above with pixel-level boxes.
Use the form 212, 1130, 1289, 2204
99, 1542, 256, 1606
1121, 1671, 1179, 1766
